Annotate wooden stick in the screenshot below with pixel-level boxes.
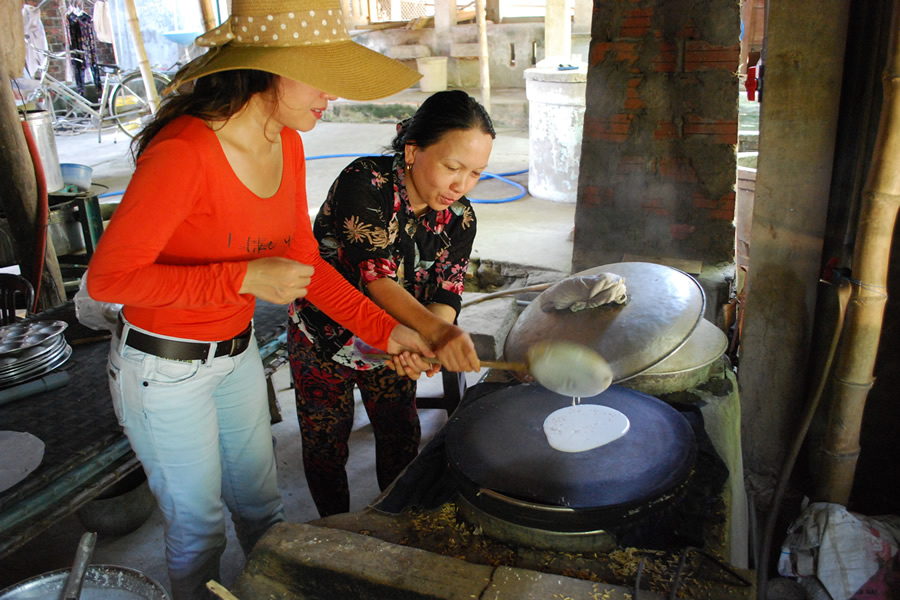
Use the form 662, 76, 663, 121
206, 581, 240, 600
460, 282, 554, 308
366, 353, 526, 372
69, 334, 112, 346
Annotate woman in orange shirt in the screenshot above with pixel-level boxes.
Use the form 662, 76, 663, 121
86, 1, 479, 597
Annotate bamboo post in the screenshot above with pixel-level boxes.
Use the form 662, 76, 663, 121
815, 2, 900, 504
476, 0, 490, 114
122, 0, 159, 113
199, 0, 218, 32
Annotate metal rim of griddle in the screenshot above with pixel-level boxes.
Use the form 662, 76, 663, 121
450, 469, 696, 534
453, 492, 619, 554
503, 262, 707, 384
445, 384, 697, 536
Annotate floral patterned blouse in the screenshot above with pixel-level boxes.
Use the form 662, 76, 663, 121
291, 153, 477, 369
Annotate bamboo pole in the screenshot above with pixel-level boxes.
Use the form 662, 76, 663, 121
475, 0, 490, 114
199, 0, 218, 32
122, 0, 159, 113
815, 1, 900, 504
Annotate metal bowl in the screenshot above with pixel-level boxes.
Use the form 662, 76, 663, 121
621, 318, 730, 395
0, 565, 170, 599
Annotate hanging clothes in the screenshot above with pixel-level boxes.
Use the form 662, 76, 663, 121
22, 4, 49, 78
67, 7, 102, 97
93, 0, 114, 44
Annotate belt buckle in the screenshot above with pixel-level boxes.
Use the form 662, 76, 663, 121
229, 338, 239, 356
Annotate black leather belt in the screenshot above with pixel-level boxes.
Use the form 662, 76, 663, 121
116, 316, 252, 361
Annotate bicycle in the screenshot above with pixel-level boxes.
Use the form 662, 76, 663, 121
19, 46, 171, 142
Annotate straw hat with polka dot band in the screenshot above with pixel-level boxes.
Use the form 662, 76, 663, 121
169, 0, 421, 101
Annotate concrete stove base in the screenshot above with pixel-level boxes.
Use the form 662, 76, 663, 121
231, 521, 665, 600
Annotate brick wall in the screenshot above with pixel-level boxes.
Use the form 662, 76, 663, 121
24, 1, 116, 91
573, 0, 740, 270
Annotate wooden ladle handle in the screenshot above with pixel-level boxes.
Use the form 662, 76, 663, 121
365, 353, 527, 372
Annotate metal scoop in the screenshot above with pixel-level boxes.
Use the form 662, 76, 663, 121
61, 531, 96, 600
523, 340, 613, 397
373, 340, 613, 397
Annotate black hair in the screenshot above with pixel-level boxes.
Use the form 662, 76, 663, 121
390, 90, 495, 154
131, 69, 279, 159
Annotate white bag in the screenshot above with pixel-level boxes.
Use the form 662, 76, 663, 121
74, 272, 122, 332
781, 502, 899, 600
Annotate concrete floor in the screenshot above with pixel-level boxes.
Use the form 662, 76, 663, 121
1, 101, 577, 594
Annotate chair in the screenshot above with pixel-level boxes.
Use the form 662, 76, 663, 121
0, 274, 35, 326
415, 369, 467, 415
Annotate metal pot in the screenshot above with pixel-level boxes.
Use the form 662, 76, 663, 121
621, 318, 730, 395
48, 200, 86, 256
20, 111, 64, 193
76, 469, 156, 537
0, 565, 170, 599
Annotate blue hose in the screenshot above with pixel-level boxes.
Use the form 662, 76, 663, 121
468, 172, 527, 203
97, 156, 530, 204
305, 153, 529, 204
306, 153, 374, 160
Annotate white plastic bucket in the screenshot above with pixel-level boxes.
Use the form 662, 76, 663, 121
524, 65, 587, 203
416, 57, 448, 93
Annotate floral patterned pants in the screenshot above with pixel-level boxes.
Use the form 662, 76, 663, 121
287, 325, 420, 517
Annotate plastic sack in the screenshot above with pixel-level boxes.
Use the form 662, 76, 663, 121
74, 271, 122, 332
780, 502, 899, 600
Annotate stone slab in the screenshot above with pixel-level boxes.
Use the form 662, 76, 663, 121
232, 521, 493, 599
231, 521, 666, 600
485, 566, 665, 600
450, 42, 481, 58
387, 44, 431, 60
328, 88, 529, 129
458, 295, 519, 360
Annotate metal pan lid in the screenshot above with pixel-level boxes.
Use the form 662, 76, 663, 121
503, 262, 705, 383
0, 321, 68, 356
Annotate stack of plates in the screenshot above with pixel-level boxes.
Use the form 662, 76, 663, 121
0, 321, 72, 390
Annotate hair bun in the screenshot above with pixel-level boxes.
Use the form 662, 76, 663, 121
396, 117, 412, 136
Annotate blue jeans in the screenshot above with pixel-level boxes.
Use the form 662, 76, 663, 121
108, 318, 284, 600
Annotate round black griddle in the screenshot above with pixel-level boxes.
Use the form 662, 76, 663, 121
445, 384, 697, 532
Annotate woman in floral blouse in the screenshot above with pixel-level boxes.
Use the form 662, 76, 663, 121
289, 90, 495, 516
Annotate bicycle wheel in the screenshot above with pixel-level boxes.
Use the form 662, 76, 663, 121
40, 84, 98, 135
109, 71, 170, 137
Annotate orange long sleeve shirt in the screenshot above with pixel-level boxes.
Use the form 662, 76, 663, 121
87, 116, 397, 348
